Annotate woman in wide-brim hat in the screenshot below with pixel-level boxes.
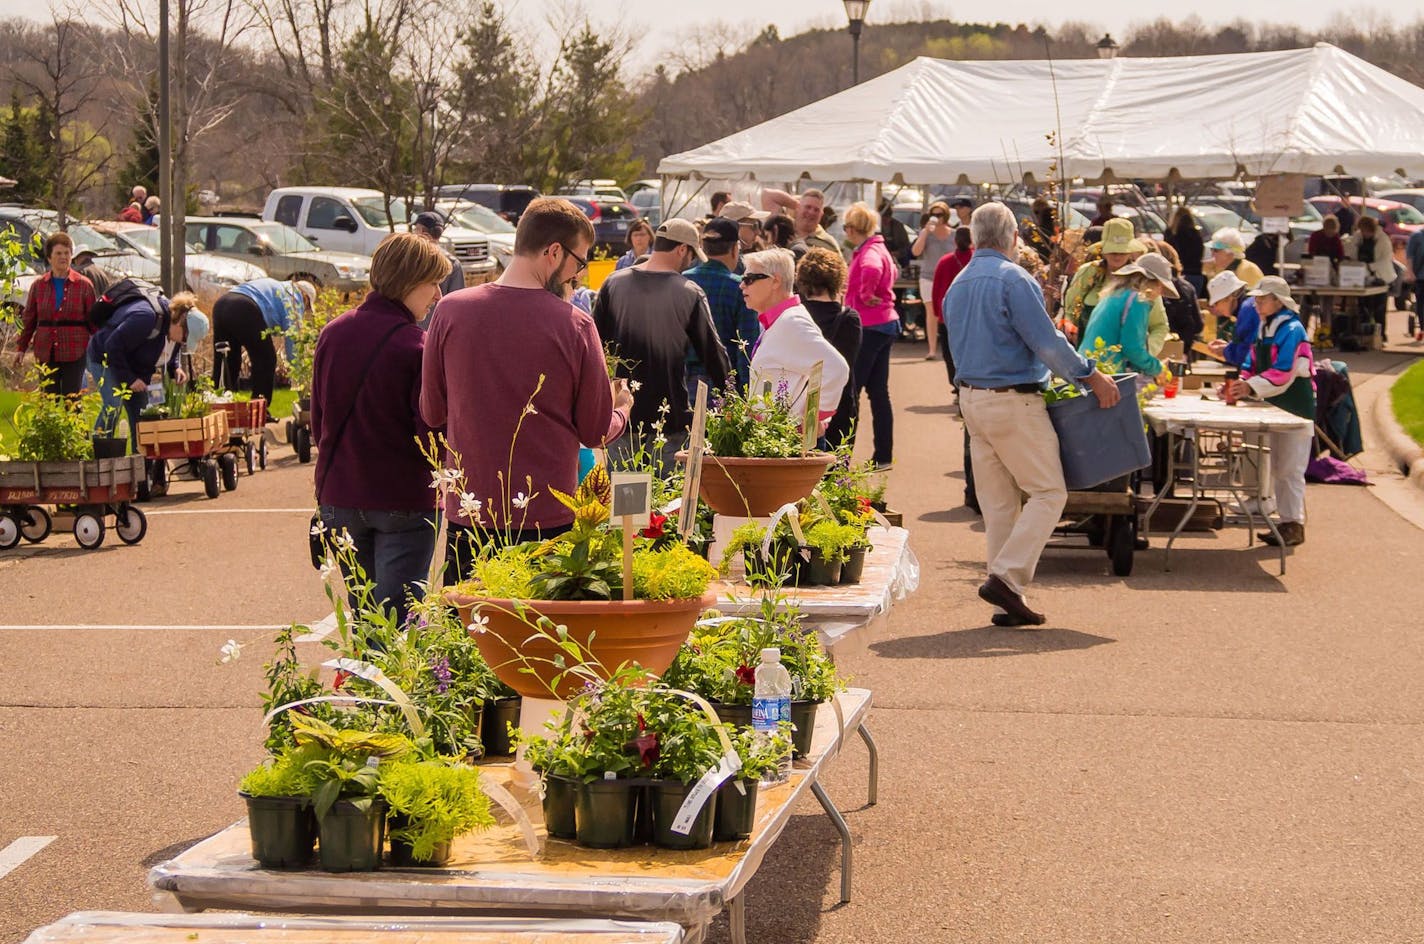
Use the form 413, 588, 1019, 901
1060, 218, 1168, 356
1077, 251, 1178, 379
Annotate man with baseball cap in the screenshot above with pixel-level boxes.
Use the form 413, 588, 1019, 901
593, 218, 730, 472
1223, 276, 1315, 547
719, 201, 766, 257
412, 211, 465, 300
684, 216, 759, 391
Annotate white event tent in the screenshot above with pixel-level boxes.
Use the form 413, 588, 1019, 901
657, 43, 1424, 185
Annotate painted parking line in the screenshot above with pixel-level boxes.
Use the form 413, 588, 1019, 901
145, 508, 313, 516
0, 836, 55, 880
0, 624, 289, 631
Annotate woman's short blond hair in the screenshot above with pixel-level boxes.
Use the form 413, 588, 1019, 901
842, 202, 879, 236
370, 232, 452, 301
796, 247, 848, 297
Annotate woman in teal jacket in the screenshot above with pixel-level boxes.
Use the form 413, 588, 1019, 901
1077, 252, 1179, 378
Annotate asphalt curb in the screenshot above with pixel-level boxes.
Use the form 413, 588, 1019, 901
1371, 368, 1424, 490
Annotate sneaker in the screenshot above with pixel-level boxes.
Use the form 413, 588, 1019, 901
1258, 522, 1305, 547
871, 460, 894, 472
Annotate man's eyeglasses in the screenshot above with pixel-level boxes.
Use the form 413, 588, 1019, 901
741, 273, 772, 285
558, 242, 588, 273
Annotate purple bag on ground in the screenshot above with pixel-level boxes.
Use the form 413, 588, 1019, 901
1305, 455, 1368, 485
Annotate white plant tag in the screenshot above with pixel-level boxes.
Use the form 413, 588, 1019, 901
670, 752, 742, 835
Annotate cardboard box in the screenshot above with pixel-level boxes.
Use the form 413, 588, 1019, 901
1159, 338, 1185, 360
1338, 261, 1368, 289
1302, 256, 1333, 287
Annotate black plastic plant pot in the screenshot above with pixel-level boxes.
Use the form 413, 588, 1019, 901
714, 778, 759, 841
651, 780, 717, 850
840, 545, 869, 584
543, 775, 578, 840
801, 548, 842, 586
481, 697, 521, 757
241, 793, 316, 869
710, 702, 753, 730
386, 813, 452, 867
575, 779, 638, 849
791, 700, 821, 759
316, 799, 387, 872
91, 436, 128, 460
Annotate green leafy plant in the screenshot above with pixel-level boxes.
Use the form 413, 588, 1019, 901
284, 287, 343, 395
726, 723, 792, 782
239, 745, 321, 797
632, 545, 717, 601
378, 757, 495, 860
289, 713, 414, 819
803, 519, 862, 564
705, 385, 806, 458
10, 369, 100, 461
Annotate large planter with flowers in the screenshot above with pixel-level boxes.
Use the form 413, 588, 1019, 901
446, 592, 716, 699
681, 452, 836, 517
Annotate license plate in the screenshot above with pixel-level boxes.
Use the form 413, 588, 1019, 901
610, 222, 628, 233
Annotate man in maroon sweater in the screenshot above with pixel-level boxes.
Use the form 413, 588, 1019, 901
422, 198, 632, 574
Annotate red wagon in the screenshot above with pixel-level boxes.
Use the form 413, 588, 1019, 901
0, 455, 148, 550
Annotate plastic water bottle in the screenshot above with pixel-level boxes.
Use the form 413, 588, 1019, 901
752, 647, 792, 784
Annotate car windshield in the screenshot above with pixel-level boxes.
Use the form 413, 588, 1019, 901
447, 202, 515, 234
1388, 205, 1424, 225
249, 222, 317, 253
17, 215, 120, 253
120, 226, 160, 256
351, 196, 411, 228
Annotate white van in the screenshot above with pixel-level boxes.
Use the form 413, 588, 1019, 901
262, 187, 497, 283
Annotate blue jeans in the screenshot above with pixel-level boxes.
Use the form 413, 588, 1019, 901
854, 329, 896, 465
319, 506, 436, 625
90, 360, 142, 453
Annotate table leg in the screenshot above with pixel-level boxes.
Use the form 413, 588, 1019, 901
811, 781, 853, 903
857, 723, 879, 807
728, 893, 747, 944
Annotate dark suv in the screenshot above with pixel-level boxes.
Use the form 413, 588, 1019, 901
433, 185, 540, 222
556, 196, 640, 254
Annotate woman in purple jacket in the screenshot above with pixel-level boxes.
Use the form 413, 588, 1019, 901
842, 202, 900, 469
312, 233, 451, 623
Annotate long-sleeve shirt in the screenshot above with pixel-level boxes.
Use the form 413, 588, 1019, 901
1242, 310, 1315, 403
683, 258, 758, 389
747, 295, 850, 423
944, 248, 1094, 388
845, 235, 899, 328
1344, 232, 1395, 283
593, 267, 729, 439
312, 293, 431, 512
232, 278, 302, 359
1221, 297, 1261, 367
1165, 225, 1205, 277
1406, 230, 1424, 280
931, 248, 974, 323
1307, 231, 1345, 262
17, 268, 95, 363
421, 283, 628, 530
87, 296, 178, 387
1077, 289, 1163, 377
1062, 259, 1169, 350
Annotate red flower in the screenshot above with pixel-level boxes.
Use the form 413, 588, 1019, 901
735, 664, 757, 687
640, 512, 668, 539
858, 497, 873, 512
333, 670, 350, 691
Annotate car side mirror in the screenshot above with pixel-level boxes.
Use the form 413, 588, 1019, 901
247, 245, 266, 256
333, 216, 358, 233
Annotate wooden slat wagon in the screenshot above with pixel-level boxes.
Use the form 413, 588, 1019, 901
0, 455, 148, 549
136, 412, 235, 499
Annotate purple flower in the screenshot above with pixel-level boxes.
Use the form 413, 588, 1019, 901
430, 657, 452, 694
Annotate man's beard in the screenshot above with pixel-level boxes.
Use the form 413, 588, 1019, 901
545, 270, 567, 296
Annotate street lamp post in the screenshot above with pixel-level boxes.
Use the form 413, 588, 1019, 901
843, 0, 870, 85
1096, 33, 1119, 60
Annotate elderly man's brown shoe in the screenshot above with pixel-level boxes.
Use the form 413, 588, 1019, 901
978, 574, 1046, 625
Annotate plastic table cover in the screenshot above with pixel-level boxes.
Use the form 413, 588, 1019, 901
714, 526, 919, 652
1142, 394, 1314, 437
22, 912, 685, 944
148, 690, 873, 942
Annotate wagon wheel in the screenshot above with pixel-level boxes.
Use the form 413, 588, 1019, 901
1108, 514, 1136, 577
115, 504, 147, 545
202, 460, 221, 499
73, 512, 105, 550
258, 438, 268, 470
0, 514, 19, 550
220, 453, 239, 491
284, 419, 294, 445
19, 506, 52, 543
295, 425, 312, 464
245, 441, 256, 475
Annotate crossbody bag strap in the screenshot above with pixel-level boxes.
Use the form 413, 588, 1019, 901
315, 320, 409, 499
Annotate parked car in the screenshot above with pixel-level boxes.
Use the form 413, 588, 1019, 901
556, 195, 641, 253
998, 198, 1091, 232
432, 200, 515, 274
1205, 195, 1322, 240
184, 217, 371, 292
0, 207, 146, 279
1308, 195, 1424, 247
432, 184, 540, 222
1374, 189, 1424, 218
567, 179, 630, 202
629, 188, 662, 228
262, 187, 496, 284
89, 220, 267, 309
1067, 201, 1166, 239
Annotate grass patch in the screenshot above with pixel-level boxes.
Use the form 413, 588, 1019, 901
1392, 359, 1424, 448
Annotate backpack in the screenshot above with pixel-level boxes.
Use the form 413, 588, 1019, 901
89, 278, 165, 333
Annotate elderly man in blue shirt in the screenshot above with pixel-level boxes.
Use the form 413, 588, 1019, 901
945, 203, 1120, 627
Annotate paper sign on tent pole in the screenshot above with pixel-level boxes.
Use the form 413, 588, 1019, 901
679, 381, 708, 538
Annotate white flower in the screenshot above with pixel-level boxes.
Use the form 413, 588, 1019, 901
429, 467, 461, 491
523, 403, 539, 416
320, 560, 336, 581
458, 491, 483, 522
331, 531, 355, 553
657, 401, 671, 415
219, 639, 243, 664
468, 614, 489, 633
630, 380, 642, 392
512, 492, 530, 509
309, 522, 326, 537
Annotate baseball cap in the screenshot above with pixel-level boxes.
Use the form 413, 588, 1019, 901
950, 198, 973, 209
656, 219, 707, 262
413, 211, 444, 238
719, 201, 758, 222
702, 217, 739, 243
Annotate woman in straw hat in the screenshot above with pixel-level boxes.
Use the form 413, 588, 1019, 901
1077, 252, 1179, 380
1059, 218, 1168, 354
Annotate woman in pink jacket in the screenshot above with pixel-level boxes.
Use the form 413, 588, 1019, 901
843, 202, 900, 468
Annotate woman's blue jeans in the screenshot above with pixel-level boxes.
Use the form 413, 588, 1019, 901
318, 506, 436, 626
853, 330, 896, 465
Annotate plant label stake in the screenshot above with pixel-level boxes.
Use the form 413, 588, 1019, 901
801, 361, 824, 455
679, 381, 709, 538
611, 472, 652, 601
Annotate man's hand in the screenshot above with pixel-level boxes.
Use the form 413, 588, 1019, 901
612, 378, 633, 413
129, 379, 147, 393
175, 367, 189, 385
1084, 370, 1121, 408
1207, 338, 1229, 356
1226, 379, 1254, 400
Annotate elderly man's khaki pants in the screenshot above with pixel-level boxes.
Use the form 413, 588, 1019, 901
960, 387, 1067, 598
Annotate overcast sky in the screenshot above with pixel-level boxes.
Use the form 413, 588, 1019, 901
4, 0, 1423, 61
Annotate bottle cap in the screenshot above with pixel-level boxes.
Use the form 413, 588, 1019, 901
760, 647, 780, 662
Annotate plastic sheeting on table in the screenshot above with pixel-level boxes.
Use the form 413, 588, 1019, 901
147, 691, 874, 944
714, 526, 918, 652
22, 912, 685, 944
1142, 395, 1314, 437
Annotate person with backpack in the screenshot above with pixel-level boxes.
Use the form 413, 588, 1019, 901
14, 232, 96, 397
88, 285, 195, 451
211, 277, 316, 406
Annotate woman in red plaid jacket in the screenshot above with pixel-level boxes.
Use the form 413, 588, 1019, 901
13, 231, 96, 396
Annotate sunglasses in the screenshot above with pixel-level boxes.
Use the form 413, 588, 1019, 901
741, 272, 772, 285
558, 242, 588, 273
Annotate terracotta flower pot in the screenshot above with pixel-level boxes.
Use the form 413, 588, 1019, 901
445, 591, 716, 699
677, 451, 834, 517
